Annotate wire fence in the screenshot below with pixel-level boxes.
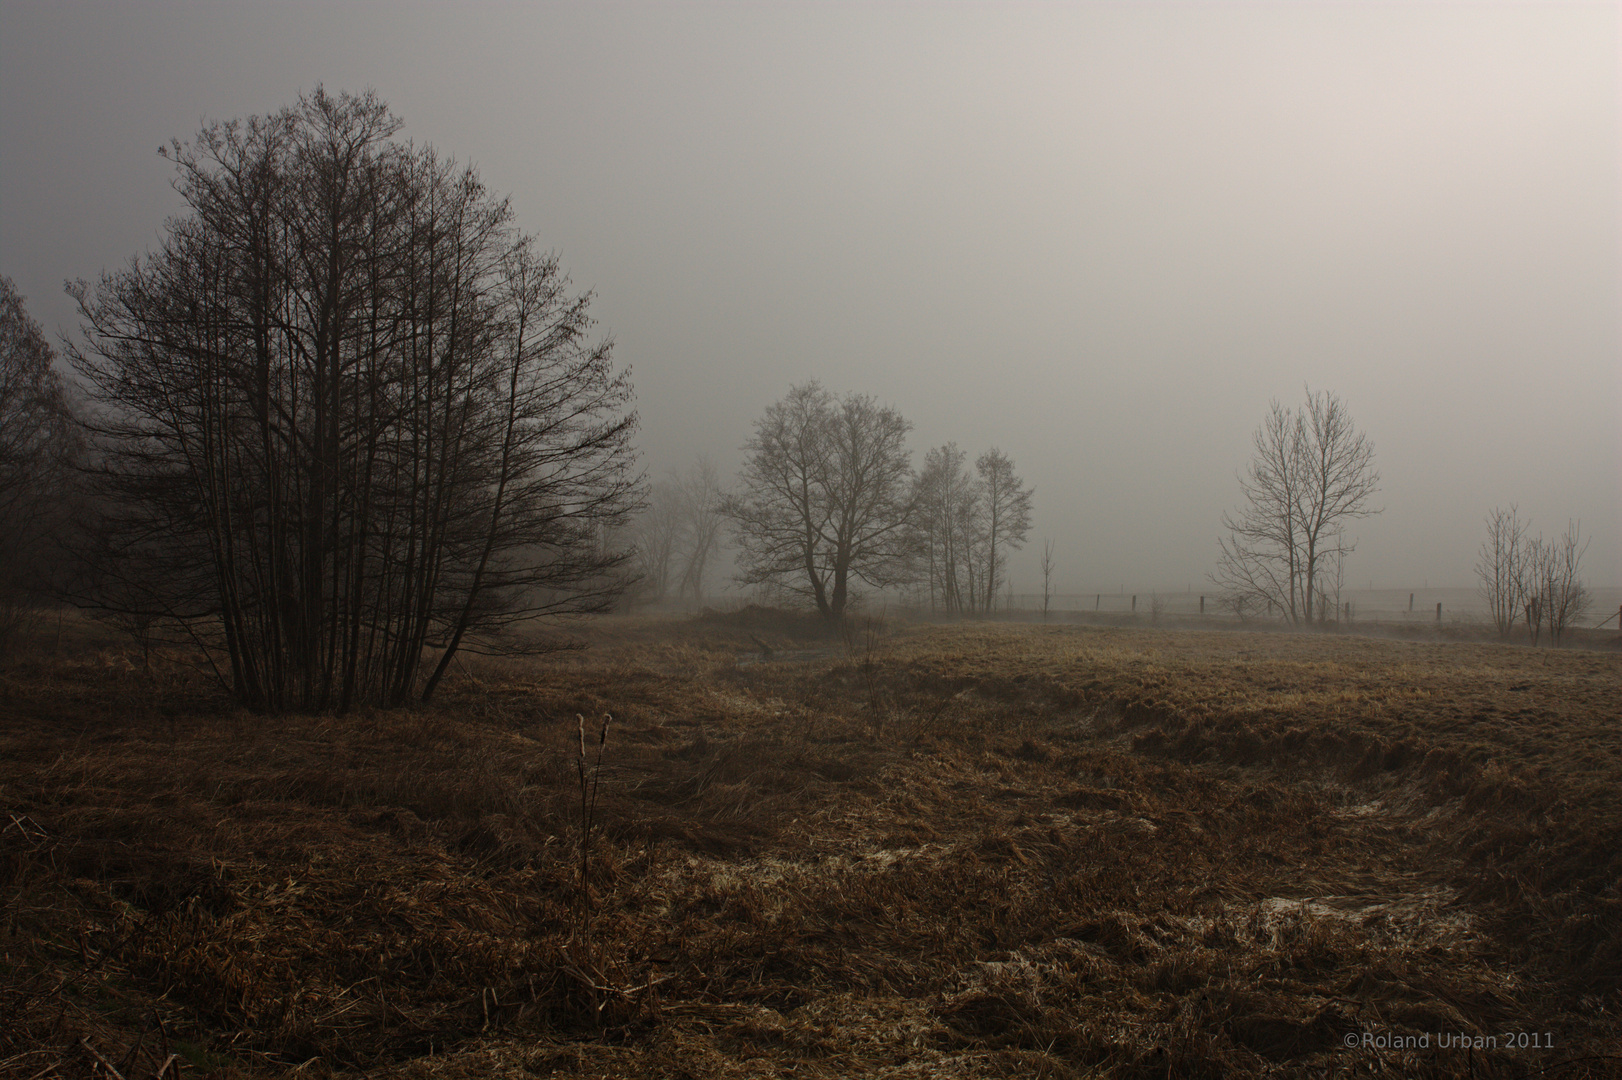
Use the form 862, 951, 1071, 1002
1006, 587, 1622, 631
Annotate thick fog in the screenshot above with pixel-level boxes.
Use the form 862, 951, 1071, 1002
3, 1, 1617, 597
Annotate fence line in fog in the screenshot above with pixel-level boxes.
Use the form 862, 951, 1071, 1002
686, 587, 1622, 631
1003, 589, 1622, 629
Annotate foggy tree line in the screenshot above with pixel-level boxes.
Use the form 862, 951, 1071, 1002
1476, 507, 1590, 645
624, 458, 725, 605
720, 381, 1034, 620
57, 90, 640, 708
4, 90, 1601, 691
0, 276, 80, 652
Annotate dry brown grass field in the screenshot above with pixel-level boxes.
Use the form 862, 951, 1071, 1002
3, 610, 1619, 1079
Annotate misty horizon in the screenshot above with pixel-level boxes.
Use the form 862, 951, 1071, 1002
3, 1, 1617, 598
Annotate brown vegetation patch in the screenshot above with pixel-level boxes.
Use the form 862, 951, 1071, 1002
2, 616, 1618, 1077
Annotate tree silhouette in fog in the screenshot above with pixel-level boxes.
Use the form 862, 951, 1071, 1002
0, 276, 79, 654
69, 89, 639, 710
1212, 388, 1378, 625
910, 444, 1034, 615
724, 382, 913, 620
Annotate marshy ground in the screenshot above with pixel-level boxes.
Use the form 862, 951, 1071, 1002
3, 611, 1619, 1078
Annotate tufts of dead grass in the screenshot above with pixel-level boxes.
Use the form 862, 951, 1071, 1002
2, 615, 1618, 1077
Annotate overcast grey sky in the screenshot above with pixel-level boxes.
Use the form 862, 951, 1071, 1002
3, 1, 1617, 594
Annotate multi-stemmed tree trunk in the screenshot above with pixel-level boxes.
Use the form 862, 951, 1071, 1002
69, 90, 638, 710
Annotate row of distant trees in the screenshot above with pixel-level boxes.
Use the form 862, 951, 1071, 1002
711, 381, 1034, 621
1, 86, 1600, 712
3, 85, 1044, 713
625, 459, 725, 606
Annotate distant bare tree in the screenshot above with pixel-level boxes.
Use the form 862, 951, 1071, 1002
976, 449, 1034, 615
724, 382, 914, 620
1040, 538, 1056, 621
627, 481, 685, 605
1212, 388, 1379, 626
1534, 521, 1590, 646
1475, 505, 1531, 638
912, 443, 982, 614
909, 444, 1035, 616
675, 457, 725, 603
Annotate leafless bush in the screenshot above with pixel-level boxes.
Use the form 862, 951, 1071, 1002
575, 713, 611, 940
1482, 512, 1589, 647
1530, 522, 1590, 647
1476, 506, 1532, 638
841, 611, 891, 732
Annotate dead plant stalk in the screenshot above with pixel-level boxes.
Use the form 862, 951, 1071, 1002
576, 712, 611, 939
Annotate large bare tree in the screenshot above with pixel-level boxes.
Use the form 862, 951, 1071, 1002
68, 89, 639, 710
1212, 388, 1379, 625
724, 382, 913, 620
